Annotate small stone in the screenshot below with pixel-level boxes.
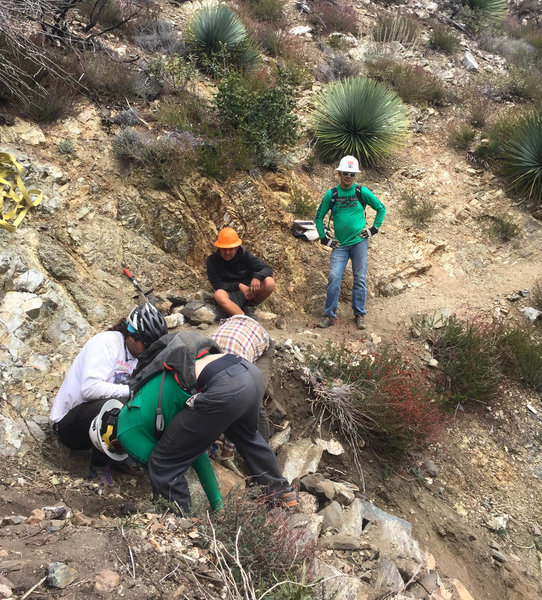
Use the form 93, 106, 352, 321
72, 512, 92, 526
275, 316, 287, 330
1, 515, 24, 526
95, 569, 120, 594
491, 550, 507, 563
25, 509, 45, 524
423, 459, 439, 477
46, 562, 78, 589
519, 289, 530, 297
43, 506, 67, 520
462, 52, 479, 70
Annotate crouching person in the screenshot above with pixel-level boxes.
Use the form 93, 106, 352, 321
50, 303, 168, 482
90, 331, 296, 513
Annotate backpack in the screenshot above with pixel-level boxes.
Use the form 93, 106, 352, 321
330, 184, 366, 212
128, 330, 221, 439
327, 185, 366, 230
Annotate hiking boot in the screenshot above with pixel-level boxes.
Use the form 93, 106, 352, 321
355, 314, 366, 330
278, 486, 298, 511
317, 315, 334, 329
111, 456, 145, 477
89, 464, 115, 487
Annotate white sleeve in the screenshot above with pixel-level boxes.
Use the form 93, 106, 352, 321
80, 334, 131, 400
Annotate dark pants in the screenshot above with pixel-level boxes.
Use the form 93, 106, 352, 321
148, 358, 289, 510
53, 399, 110, 450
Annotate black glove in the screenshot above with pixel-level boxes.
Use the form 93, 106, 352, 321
359, 226, 378, 239
320, 236, 340, 249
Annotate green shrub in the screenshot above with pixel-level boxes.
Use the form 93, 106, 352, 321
365, 56, 448, 106
500, 107, 542, 207
401, 188, 438, 224
288, 186, 318, 218
241, 0, 286, 23
465, 0, 508, 22
150, 53, 198, 90
185, 4, 260, 75
448, 121, 476, 150
498, 327, 542, 392
57, 139, 76, 155
429, 23, 460, 54
467, 95, 492, 128
308, 0, 358, 36
213, 66, 301, 167
425, 316, 502, 408
490, 213, 520, 241
475, 65, 541, 101
312, 76, 409, 165
532, 280, 542, 311
373, 14, 418, 46
81, 51, 139, 100
22, 78, 74, 123
158, 91, 210, 131
197, 133, 253, 181
206, 489, 314, 596
309, 345, 448, 457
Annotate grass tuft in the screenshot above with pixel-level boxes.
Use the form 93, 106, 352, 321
401, 188, 438, 225
429, 22, 460, 54
422, 316, 502, 409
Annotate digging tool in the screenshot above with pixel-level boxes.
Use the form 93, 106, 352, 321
123, 267, 153, 300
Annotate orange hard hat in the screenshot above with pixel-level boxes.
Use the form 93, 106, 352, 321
215, 227, 242, 248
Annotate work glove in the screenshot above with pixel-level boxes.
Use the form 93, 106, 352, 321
320, 236, 340, 249
359, 226, 379, 239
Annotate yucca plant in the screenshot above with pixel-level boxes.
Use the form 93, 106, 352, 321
312, 77, 409, 164
465, 0, 507, 21
500, 108, 542, 207
185, 4, 259, 74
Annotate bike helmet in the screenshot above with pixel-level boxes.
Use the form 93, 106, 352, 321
89, 400, 128, 461
126, 302, 168, 348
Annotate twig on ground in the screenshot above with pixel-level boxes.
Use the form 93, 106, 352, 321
120, 526, 136, 579
20, 576, 46, 600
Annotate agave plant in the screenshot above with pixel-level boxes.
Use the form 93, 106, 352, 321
312, 77, 409, 165
500, 108, 542, 207
465, 0, 507, 21
185, 4, 259, 73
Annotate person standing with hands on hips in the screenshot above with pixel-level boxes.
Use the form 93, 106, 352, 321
315, 156, 386, 330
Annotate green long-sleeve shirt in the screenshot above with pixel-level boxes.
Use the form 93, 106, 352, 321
314, 183, 386, 247
117, 371, 223, 511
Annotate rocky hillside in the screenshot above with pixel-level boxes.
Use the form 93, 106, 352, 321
1, 0, 542, 599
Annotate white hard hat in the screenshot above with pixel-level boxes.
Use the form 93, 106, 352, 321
336, 156, 360, 173
89, 400, 128, 461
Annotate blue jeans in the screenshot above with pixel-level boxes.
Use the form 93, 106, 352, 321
324, 240, 368, 318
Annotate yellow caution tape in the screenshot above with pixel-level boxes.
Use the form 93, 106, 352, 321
0, 152, 43, 232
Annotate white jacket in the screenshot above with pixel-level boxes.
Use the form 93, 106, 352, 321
50, 331, 138, 423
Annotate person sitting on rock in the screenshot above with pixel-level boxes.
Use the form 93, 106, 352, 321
50, 302, 168, 482
206, 227, 275, 317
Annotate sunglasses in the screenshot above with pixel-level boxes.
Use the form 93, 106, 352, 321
340, 172, 356, 177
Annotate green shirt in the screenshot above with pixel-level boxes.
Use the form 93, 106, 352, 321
117, 371, 223, 511
314, 183, 386, 247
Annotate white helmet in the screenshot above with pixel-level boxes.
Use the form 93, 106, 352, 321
336, 156, 360, 173
89, 400, 128, 461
